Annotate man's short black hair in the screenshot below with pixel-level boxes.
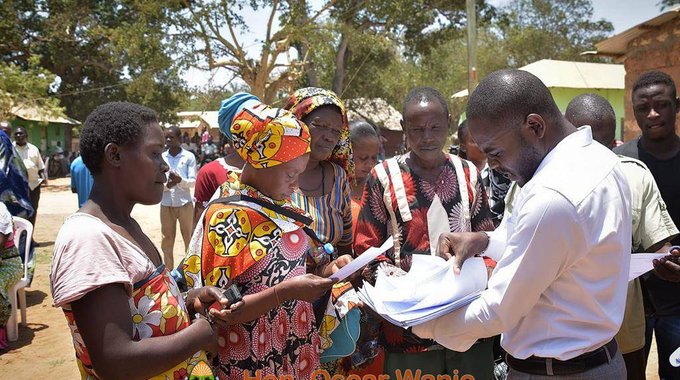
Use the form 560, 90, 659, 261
467, 69, 562, 127
633, 71, 677, 99
80, 102, 158, 175
349, 120, 378, 144
402, 86, 450, 118
166, 126, 181, 137
565, 93, 615, 128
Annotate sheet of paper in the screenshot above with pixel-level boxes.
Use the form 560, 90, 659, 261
330, 237, 394, 281
356, 255, 488, 327
629, 253, 667, 281
381, 256, 486, 311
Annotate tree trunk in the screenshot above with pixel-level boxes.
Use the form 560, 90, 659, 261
300, 43, 318, 87
332, 31, 349, 95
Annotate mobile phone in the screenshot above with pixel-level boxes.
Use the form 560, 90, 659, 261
222, 283, 243, 304
209, 284, 243, 312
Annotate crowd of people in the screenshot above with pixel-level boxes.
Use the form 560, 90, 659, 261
0, 68, 678, 380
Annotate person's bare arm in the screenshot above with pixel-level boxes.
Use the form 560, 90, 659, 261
193, 204, 205, 229
71, 283, 217, 380
210, 274, 334, 325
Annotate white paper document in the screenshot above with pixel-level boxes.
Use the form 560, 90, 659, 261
357, 254, 488, 327
629, 253, 667, 281
330, 237, 394, 281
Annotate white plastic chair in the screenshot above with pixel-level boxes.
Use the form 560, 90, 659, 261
7, 216, 33, 342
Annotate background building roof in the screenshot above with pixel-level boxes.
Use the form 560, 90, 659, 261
10, 103, 80, 125
452, 59, 625, 98
596, 5, 680, 57
175, 111, 219, 130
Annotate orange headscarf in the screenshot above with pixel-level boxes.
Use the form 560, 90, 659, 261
230, 100, 311, 168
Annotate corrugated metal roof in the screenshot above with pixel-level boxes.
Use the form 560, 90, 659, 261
451, 59, 624, 98
176, 111, 219, 130
596, 5, 680, 56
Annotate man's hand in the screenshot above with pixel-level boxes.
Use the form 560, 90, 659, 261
167, 171, 181, 188
653, 246, 680, 282
437, 232, 490, 274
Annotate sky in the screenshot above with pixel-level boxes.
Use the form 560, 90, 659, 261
181, 0, 668, 89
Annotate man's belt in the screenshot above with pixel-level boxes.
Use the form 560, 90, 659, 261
505, 339, 617, 376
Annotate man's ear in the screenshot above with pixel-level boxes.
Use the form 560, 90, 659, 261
524, 114, 546, 140
675, 97, 679, 115
104, 143, 122, 169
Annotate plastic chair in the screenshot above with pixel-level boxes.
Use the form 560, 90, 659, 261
7, 216, 33, 342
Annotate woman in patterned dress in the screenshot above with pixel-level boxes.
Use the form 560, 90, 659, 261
0, 202, 23, 349
183, 93, 354, 379
50, 102, 239, 379
285, 87, 355, 256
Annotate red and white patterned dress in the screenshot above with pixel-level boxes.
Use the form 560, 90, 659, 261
182, 183, 321, 379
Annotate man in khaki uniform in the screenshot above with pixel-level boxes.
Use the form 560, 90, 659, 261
566, 94, 678, 380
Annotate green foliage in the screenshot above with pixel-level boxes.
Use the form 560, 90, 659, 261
0, 0, 188, 123
0, 57, 63, 121
316, 0, 614, 120
494, 0, 614, 68
658, 0, 680, 10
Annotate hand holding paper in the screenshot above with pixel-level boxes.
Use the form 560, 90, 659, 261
629, 246, 680, 282
356, 253, 488, 327
330, 238, 394, 282
653, 245, 680, 282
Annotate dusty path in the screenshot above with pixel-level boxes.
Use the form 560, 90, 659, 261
0, 178, 663, 379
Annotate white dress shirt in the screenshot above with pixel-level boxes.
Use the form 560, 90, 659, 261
161, 148, 197, 207
14, 142, 45, 190
414, 126, 632, 360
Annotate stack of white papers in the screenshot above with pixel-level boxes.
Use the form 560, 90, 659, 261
357, 254, 488, 327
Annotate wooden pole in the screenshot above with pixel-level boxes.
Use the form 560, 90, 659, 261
466, 0, 477, 94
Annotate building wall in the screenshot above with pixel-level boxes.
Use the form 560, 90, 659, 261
621, 17, 680, 141
551, 87, 626, 140
10, 118, 72, 154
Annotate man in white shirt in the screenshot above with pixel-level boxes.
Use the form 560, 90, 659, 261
414, 70, 632, 379
13, 126, 46, 230
161, 126, 197, 268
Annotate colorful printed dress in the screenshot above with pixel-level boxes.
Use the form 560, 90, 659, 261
291, 161, 353, 249
182, 182, 322, 380
0, 202, 22, 327
51, 214, 209, 379
354, 152, 495, 354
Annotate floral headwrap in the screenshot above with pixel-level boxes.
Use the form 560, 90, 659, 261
228, 99, 311, 169
284, 87, 354, 181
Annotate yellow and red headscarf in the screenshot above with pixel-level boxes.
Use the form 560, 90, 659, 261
218, 92, 311, 169
284, 87, 354, 181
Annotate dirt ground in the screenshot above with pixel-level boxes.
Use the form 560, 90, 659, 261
0, 178, 663, 379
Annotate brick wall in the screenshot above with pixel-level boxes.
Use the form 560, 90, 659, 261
621, 17, 680, 141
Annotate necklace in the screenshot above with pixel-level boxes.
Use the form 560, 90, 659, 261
299, 163, 326, 194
